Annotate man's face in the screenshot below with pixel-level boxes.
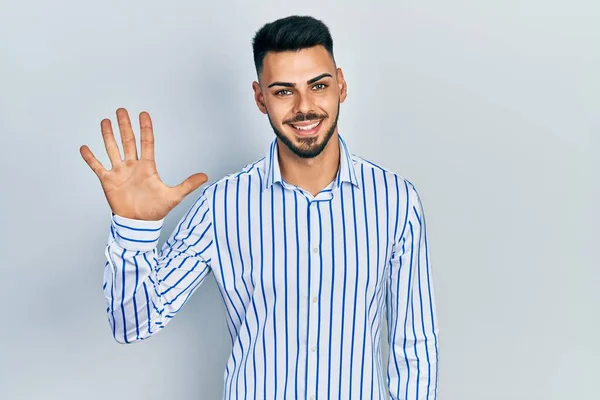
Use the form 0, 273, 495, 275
252, 45, 347, 159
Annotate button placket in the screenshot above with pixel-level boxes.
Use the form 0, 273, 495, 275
307, 201, 320, 399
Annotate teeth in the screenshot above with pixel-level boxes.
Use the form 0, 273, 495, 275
292, 121, 320, 131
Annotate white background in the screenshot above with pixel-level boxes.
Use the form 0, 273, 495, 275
0, 0, 597, 399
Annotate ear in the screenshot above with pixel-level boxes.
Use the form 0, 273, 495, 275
252, 81, 268, 114
337, 68, 348, 103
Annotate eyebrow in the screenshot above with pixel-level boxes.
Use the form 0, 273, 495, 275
267, 73, 333, 89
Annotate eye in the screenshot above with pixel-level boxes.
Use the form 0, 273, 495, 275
275, 89, 292, 96
313, 83, 327, 90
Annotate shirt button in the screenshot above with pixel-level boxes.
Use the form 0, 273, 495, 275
310, 396, 315, 400
312, 296, 318, 303
311, 345, 316, 352
312, 247, 318, 253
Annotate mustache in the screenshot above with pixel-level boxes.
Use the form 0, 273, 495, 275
284, 112, 328, 124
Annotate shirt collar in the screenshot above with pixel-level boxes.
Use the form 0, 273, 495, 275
263, 134, 360, 191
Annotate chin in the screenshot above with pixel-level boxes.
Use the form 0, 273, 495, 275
267, 106, 340, 159
281, 122, 336, 159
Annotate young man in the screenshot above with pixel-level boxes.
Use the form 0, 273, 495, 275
80, 15, 439, 400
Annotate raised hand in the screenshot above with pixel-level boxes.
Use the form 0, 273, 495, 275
80, 108, 208, 221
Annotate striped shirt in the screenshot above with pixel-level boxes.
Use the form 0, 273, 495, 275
103, 134, 439, 399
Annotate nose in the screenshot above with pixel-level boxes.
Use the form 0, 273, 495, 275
292, 90, 315, 116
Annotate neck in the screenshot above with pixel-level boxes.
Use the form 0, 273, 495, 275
277, 132, 340, 197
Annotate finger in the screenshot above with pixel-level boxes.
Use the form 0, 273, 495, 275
139, 111, 155, 161
100, 118, 123, 166
116, 108, 138, 161
174, 173, 208, 200
80, 145, 107, 178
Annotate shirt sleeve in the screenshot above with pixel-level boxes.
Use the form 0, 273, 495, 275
386, 181, 439, 399
102, 192, 214, 344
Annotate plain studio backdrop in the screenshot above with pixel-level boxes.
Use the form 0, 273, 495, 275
0, 0, 597, 399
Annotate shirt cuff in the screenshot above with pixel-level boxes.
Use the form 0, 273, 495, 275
110, 213, 164, 251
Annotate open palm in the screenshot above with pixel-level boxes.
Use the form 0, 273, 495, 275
80, 108, 208, 221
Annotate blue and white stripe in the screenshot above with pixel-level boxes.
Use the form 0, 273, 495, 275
103, 134, 439, 399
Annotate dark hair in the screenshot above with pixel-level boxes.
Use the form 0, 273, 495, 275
252, 15, 335, 76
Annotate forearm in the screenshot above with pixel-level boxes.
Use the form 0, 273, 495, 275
388, 331, 439, 399
104, 242, 162, 344
103, 212, 212, 344
387, 264, 439, 400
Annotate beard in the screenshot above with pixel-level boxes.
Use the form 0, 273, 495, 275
267, 102, 340, 159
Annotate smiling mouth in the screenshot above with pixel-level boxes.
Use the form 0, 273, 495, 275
288, 119, 323, 135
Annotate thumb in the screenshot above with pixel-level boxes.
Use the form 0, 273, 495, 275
175, 172, 208, 199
